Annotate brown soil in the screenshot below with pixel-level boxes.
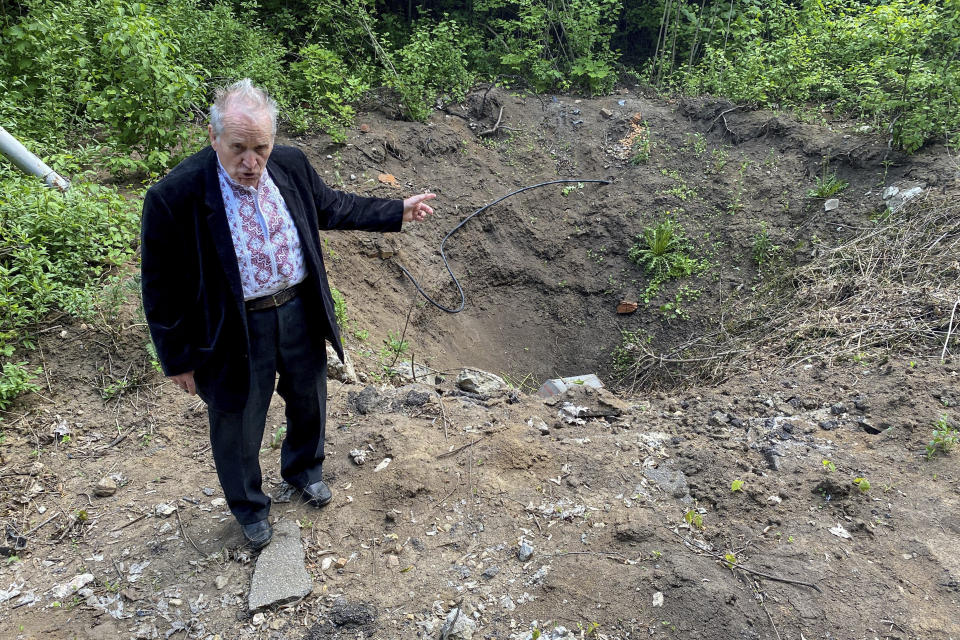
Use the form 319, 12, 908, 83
1, 88, 958, 640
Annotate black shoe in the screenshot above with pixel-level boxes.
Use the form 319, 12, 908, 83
241, 519, 273, 550
301, 480, 333, 507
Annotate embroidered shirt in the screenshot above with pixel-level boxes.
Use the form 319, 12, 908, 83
216, 160, 307, 300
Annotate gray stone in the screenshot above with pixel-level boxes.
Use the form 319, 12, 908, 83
830, 402, 847, 415
248, 520, 312, 612
599, 108, 613, 119
537, 374, 604, 398
824, 198, 840, 212
642, 464, 690, 500
456, 368, 507, 395
349, 386, 388, 414
392, 360, 437, 384
481, 566, 500, 579
887, 185, 925, 213
882, 185, 900, 200
708, 411, 730, 428
441, 607, 476, 640
517, 541, 534, 562
326, 345, 358, 384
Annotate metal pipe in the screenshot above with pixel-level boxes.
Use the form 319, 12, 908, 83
0, 125, 70, 191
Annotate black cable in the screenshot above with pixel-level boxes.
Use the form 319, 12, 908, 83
396, 178, 611, 313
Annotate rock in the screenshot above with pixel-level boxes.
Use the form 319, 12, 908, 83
642, 464, 691, 500
830, 402, 847, 415
481, 566, 500, 579
767, 495, 783, 505
215, 576, 228, 590
168, 598, 183, 607
548, 385, 627, 418
652, 591, 664, 607
50, 573, 95, 599
500, 594, 516, 610
599, 108, 613, 119
373, 457, 392, 472
349, 386, 387, 415
537, 374, 603, 398
155, 503, 177, 517
359, 123, 370, 133
386, 554, 399, 568
211, 497, 227, 507
201, 487, 215, 497
252, 612, 265, 625
456, 368, 507, 395
527, 417, 550, 434
819, 420, 839, 431
93, 477, 117, 497
349, 449, 367, 465
329, 597, 376, 627
762, 446, 782, 471
402, 388, 432, 407
321, 557, 334, 571
334, 557, 348, 569
708, 411, 730, 428
824, 198, 840, 212
882, 185, 900, 200
391, 361, 437, 384
517, 541, 534, 562
248, 520, 312, 612
326, 345, 358, 384
441, 607, 477, 640
617, 301, 638, 314
887, 185, 925, 213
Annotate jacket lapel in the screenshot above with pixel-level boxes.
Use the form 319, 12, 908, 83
267, 157, 313, 252
202, 149, 245, 311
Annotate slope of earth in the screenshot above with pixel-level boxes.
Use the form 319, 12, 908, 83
0, 90, 958, 640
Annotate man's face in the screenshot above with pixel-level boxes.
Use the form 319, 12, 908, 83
209, 107, 274, 188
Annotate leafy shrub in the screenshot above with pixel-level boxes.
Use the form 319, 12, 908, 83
628, 217, 697, 282
390, 18, 474, 120
290, 45, 370, 139
679, 0, 960, 152
0, 362, 40, 411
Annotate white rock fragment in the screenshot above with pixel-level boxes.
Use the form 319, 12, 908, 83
829, 523, 852, 540
373, 457, 392, 472
824, 198, 840, 212
652, 591, 664, 607
155, 503, 177, 517
49, 573, 94, 599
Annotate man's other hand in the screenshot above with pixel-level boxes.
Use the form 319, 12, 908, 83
402, 193, 436, 222
170, 371, 196, 395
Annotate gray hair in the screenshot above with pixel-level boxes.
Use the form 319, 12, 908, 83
209, 78, 278, 138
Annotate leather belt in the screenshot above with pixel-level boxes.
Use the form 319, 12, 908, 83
245, 283, 302, 312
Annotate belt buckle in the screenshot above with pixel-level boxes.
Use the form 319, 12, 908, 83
271, 291, 282, 308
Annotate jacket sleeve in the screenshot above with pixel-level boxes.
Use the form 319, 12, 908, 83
140, 187, 200, 376
301, 151, 403, 232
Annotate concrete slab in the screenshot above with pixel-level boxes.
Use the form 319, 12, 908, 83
248, 520, 312, 612
536, 374, 604, 398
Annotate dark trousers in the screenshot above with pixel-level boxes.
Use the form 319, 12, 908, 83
207, 295, 328, 525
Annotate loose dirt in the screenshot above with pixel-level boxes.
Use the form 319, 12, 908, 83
1, 88, 958, 640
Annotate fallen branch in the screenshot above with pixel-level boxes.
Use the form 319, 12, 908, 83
669, 528, 823, 593
940, 297, 960, 361
478, 106, 505, 137
436, 437, 484, 459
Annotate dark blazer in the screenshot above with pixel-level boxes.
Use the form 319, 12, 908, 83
141, 145, 402, 411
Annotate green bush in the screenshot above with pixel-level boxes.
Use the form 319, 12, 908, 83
678, 0, 960, 152
0, 171, 140, 346
390, 18, 474, 120
290, 45, 370, 139
0, 362, 41, 411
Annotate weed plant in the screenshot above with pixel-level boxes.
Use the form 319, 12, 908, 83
628, 216, 699, 301
926, 414, 958, 459
808, 173, 849, 198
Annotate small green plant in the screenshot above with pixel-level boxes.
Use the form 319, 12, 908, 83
683, 508, 704, 529
926, 414, 958, 459
659, 285, 701, 320
628, 216, 698, 289
723, 552, 737, 568
852, 477, 871, 493
270, 426, 286, 450
751, 222, 780, 270
730, 479, 744, 492
330, 287, 348, 330
822, 459, 837, 472
707, 147, 728, 174
808, 172, 849, 198
379, 331, 409, 362
561, 182, 584, 196
629, 130, 651, 165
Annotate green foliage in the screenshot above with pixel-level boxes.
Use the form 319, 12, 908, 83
852, 477, 871, 493
926, 414, 958, 459
751, 222, 780, 269
0, 362, 41, 410
330, 287, 349, 330
730, 479, 744, 492
822, 459, 837, 472
0, 171, 139, 402
684, 508, 703, 529
628, 216, 699, 300
290, 45, 370, 139
379, 331, 409, 362
677, 0, 960, 152
612, 329, 652, 379
808, 172, 849, 198
390, 18, 474, 120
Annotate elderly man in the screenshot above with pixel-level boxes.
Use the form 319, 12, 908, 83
141, 79, 434, 549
